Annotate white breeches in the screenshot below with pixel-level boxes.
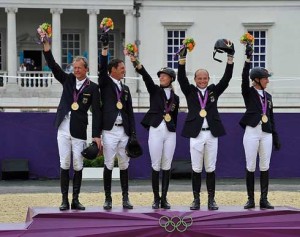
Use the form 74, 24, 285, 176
190, 131, 218, 173
102, 125, 130, 170
243, 125, 272, 172
57, 117, 86, 171
148, 121, 176, 171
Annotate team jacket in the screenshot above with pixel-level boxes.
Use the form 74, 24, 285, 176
239, 61, 279, 138
98, 55, 136, 136
177, 63, 234, 138
136, 65, 180, 132
43, 50, 101, 140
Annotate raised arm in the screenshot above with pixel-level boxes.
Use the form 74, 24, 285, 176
129, 55, 157, 93
42, 40, 68, 84
98, 32, 110, 87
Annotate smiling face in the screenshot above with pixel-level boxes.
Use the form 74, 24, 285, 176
194, 69, 210, 89
159, 73, 172, 87
73, 57, 88, 80
110, 62, 126, 80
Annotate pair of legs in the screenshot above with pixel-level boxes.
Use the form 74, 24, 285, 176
57, 117, 86, 211
190, 131, 219, 210
149, 123, 176, 209
243, 125, 274, 209
102, 126, 132, 210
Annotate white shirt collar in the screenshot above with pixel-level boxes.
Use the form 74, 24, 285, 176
76, 78, 87, 88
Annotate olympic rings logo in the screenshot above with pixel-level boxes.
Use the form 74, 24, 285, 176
159, 215, 193, 233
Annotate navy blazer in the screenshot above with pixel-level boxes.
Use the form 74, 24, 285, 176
239, 61, 279, 138
136, 66, 179, 132
98, 55, 136, 136
177, 63, 234, 138
43, 50, 101, 140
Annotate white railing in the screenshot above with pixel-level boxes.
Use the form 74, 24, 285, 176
16, 71, 53, 88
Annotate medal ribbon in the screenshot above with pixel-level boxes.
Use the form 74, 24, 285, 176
115, 85, 123, 102
73, 79, 89, 103
259, 91, 267, 115
197, 90, 208, 110
164, 91, 174, 114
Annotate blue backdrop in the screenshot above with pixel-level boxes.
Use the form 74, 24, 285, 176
0, 112, 299, 179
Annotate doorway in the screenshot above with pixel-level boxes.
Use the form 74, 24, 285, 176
23, 50, 42, 71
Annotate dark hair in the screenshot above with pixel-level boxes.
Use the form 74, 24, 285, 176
108, 59, 124, 73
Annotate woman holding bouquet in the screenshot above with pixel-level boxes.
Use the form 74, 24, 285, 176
177, 39, 234, 211
128, 53, 179, 209
240, 41, 281, 209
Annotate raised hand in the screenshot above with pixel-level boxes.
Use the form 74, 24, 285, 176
245, 43, 253, 59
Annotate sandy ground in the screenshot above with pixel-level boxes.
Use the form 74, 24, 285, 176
1, 191, 299, 223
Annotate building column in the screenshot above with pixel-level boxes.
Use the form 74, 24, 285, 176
50, 8, 63, 66
5, 7, 18, 83
123, 9, 136, 78
87, 9, 99, 82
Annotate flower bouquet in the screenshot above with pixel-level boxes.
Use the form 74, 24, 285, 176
36, 23, 52, 44
99, 17, 114, 32
182, 37, 196, 52
175, 37, 196, 59
240, 32, 254, 45
124, 43, 138, 56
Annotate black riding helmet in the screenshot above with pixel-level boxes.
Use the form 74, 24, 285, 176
157, 67, 176, 82
250, 67, 272, 90
81, 142, 99, 160
213, 39, 235, 62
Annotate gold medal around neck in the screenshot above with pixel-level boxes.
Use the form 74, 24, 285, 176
116, 101, 123, 110
262, 114, 268, 123
164, 113, 172, 122
199, 109, 207, 118
71, 102, 79, 111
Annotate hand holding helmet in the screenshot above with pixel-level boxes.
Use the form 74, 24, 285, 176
81, 142, 99, 160
213, 39, 235, 62
125, 132, 143, 158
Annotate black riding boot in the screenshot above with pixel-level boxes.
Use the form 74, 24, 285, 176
120, 169, 133, 209
152, 169, 160, 209
244, 170, 255, 209
71, 169, 85, 210
59, 168, 70, 211
260, 170, 274, 209
190, 171, 201, 210
206, 171, 219, 210
160, 170, 171, 209
103, 165, 112, 210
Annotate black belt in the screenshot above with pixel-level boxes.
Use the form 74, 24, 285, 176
201, 127, 210, 131
114, 123, 123, 127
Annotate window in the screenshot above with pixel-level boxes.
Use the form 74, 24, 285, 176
62, 33, 81, 70
97, 33, 115, 62
167, 30, 186, 69
248, 30, 267, 68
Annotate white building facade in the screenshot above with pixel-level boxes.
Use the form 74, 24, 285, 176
0, 0, 300, 112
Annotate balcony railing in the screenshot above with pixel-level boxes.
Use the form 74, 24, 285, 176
0, 71, 53, 88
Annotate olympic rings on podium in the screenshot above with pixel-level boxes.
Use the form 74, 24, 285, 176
159, 215, 193, 232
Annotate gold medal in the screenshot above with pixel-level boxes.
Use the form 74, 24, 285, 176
262, 114, 268, 123
71, 102, 79, 111
164, 113, 171, 122
116, 101, 123, 110
199, 109, 207, 118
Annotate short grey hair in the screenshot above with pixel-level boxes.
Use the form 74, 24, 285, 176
73, 56, 89, 68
